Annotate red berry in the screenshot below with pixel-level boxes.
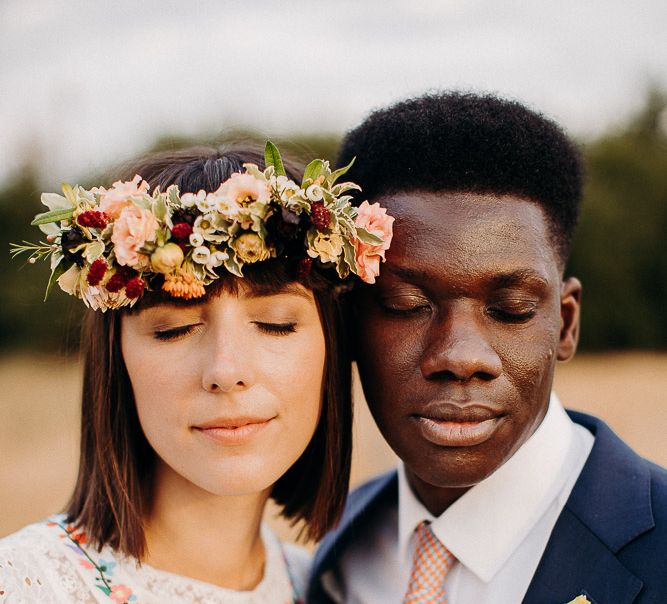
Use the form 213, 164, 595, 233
171, 222, 193, 241
105, 274, 125, 293
86, 258, 107, 286
297, 257, 312, 280
77, 211, 109, 229
310, 202, 331, 231
105, 267, 132, 293
125, 276, 145, 299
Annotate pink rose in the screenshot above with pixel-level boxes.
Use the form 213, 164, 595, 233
98, 175, 150, 219
109, 584, 133, 603
111, 205, 159, 269
215, 172, 270, 207
354, 200, 394, 284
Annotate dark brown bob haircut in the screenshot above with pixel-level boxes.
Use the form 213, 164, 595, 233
66, 144, 352, 557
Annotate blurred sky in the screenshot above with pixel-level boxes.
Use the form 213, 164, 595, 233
1, 0, 666, 186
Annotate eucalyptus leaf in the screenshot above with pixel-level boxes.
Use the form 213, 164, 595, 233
44, 257, 68, 302
342, 239, 357, 272
264, 141, 286, 177
224, 251, 244, 277
356, 227, 383, 245
302, 159, 324, 187
329, 157, 356, 183
31, 207, 75, 226
84, 240, 105, 263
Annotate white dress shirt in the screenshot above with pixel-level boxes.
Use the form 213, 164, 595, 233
332, 393, 594, 604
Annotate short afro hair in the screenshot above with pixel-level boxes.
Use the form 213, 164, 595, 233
338, 91, 584, 263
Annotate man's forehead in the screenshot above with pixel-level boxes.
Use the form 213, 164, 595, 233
376, 190, 561, 283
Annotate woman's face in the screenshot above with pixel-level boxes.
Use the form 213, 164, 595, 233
121, 282, 326, 497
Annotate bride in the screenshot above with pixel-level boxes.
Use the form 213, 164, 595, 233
3, 142, 393, 603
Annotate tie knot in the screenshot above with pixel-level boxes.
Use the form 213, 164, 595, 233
403, 521, 455, 604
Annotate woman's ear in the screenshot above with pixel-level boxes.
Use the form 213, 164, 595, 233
556, 276, 582, 361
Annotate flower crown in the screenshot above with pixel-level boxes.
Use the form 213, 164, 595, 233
11, 142, 394, 311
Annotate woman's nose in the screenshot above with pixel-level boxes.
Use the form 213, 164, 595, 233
201, 328, 253, 393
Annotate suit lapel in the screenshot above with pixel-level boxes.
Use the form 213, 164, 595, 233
522, 508, 643, 603
523, 411, 653, 604
309, 471, 398, 602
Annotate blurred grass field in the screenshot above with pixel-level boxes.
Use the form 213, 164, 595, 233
1, 352, 666, 540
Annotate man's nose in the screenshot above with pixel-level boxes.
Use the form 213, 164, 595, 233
201, 329, 253, 393
419, 303, 502, 382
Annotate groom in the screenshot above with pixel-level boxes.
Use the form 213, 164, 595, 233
308, 93, 667, 603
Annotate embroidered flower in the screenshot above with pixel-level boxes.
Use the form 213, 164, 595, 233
109, 584, 133, 603
97, 175, 149, 219
353, 200, 394, 284
111, 205, 159, 270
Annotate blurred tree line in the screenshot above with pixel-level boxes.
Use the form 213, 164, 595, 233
1, 96, 666, 352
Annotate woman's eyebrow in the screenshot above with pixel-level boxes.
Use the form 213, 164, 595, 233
244, 283, 313, 301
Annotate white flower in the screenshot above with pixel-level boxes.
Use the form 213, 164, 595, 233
193, 214, 226, 244
207, 250, 228, 268
192, 246, 211, 264
306, 184, 324, 202
181, 191, 206, 209
189, 232, 204, 247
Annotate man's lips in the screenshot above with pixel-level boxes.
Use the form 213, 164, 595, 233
192, 416, 275, 445
411, 403, 506, 447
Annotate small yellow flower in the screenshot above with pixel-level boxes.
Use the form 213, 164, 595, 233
307, 233, 344, 264
162, 268, 206, 299
232, 233, 271, 263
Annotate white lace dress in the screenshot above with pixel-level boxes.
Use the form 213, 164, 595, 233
0, 515, 309, 603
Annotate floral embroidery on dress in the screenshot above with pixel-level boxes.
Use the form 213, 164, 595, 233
48, 520, 137, 603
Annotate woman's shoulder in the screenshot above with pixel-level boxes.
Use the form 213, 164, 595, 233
0, 514, 64, 555
0, 515, 72, 602
0, 515, 105, 604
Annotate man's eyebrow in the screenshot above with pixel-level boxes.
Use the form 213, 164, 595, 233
491, 269, 549, 288
386, 265, 430, 282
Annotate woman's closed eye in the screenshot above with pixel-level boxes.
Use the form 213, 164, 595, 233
252, 321, 296, 336
153, 323, 204, 341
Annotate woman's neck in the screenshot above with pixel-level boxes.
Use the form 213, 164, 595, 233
142, 462, 271, 591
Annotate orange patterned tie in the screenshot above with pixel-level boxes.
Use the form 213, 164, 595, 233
403, 520, 455, 604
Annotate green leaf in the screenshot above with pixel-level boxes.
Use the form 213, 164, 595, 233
355, 226, 383, 245
31, 207, 75, 226
329, 157, 356, 184
84, 240, 105, 263
342, 239, 357, 272
302, 159, 324, 187
95, 584, 111, 596
264, 141, 286, 177
44, 257, 68, 302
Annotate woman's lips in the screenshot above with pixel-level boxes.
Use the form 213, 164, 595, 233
413, 415, 504, 447
193, 419, 273, 445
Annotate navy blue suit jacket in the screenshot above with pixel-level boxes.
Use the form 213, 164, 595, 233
308, 411, 667, 603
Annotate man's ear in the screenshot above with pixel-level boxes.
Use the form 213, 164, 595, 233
556, 277, 582, 361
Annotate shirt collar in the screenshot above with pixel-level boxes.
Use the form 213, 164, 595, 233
398, 392, 577, 582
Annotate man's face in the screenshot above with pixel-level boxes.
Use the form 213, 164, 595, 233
355, 191, 581, 510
